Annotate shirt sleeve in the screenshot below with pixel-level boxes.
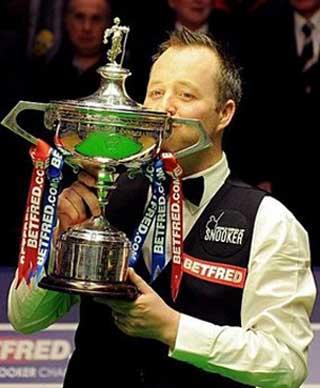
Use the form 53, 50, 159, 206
170, 196, 316, 387
7, 271, 79, 334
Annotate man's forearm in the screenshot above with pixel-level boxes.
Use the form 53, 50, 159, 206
8, 275, 79, 333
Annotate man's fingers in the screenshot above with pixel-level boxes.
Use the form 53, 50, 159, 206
72, 181, 100, 217
58, 189, 86, 229
94, 297, 133, 311
78, 171, 97, 188
127, 268, 153, 295
112, 311, 126, 321
57, 173, 100, 232
60, 187, 86, 217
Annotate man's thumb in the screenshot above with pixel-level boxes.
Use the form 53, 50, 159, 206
127, 268, 153, 294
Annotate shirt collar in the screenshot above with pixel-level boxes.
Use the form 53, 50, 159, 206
183, 152, 230, 214
294, 8, 320, 33
294, 9, 320, 60
175, 21, 209, 34
312, 8, 320, 29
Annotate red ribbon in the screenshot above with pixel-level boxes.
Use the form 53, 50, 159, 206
16, 139, 51, 288
161, 152, 184, 302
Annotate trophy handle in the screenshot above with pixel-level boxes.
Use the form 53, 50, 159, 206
172, 118, 212, 159
1, 100, 48, 145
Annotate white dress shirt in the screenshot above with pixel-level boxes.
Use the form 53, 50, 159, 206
167, 155, 316, 387
294, 9, 320, 67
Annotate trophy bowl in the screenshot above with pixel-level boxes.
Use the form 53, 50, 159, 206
1, 18, 211, 300
40, 90, 172, 299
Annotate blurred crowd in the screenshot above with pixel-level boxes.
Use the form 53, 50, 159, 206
0, 0, 319, 267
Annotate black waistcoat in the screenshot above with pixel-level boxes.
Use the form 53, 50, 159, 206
63, 174, 266, 388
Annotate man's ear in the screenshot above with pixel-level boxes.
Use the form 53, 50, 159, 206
216, 99, 236, 134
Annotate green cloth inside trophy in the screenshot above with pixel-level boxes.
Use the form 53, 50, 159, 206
75, 131, 143, 159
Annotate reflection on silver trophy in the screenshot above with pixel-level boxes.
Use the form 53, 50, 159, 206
1, 18, 211, 299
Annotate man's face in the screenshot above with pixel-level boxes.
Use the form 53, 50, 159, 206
144, 46, 222, 154
65, 0, 111, 56
168, 0, 212, 30
290, 0, 320, 17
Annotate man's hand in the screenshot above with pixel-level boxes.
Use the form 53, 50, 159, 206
96, 268, 180, 349
57, 171, 100, 232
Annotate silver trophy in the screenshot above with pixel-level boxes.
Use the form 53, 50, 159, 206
1, 18, 211, 299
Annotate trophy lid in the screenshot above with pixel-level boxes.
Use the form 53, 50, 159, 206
54, 17, 141, 111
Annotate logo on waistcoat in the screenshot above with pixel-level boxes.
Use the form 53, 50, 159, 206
183, 253, 247, 288
200, 209, 248, 257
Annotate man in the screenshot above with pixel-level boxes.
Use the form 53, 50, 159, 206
228, 0, 320, 265
8, 29, 316, 387
168, 0, 216, 31
33, 0, 112, 100
27, 0, 64, 63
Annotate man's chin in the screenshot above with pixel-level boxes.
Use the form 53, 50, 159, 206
160, 141, 195, 155
160, 142, 177, 154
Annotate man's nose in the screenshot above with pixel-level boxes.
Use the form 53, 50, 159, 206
83, 18, 93, 31
166, 105, 177, 116
159, 94, 177, 116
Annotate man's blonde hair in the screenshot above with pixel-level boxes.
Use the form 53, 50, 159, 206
153, 28, 242, 109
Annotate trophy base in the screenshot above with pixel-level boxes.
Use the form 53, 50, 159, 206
39, 275, 138, 300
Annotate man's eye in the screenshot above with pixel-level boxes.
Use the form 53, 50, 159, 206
178, 91, 195, 101
92, 15, 106, 23
72, 12, 85, 22
149, 90, 163, 98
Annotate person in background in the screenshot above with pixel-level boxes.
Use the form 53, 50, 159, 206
127, 0, 242, 102
227, 0, 320, 265
0, 0, 33, 267
32, 0, 112, 101
168, 0, 221, 32
8, 28, 316, 387
27, 0, 65, 65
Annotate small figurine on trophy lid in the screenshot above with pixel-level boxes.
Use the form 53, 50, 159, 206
1, 18, 211, 300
